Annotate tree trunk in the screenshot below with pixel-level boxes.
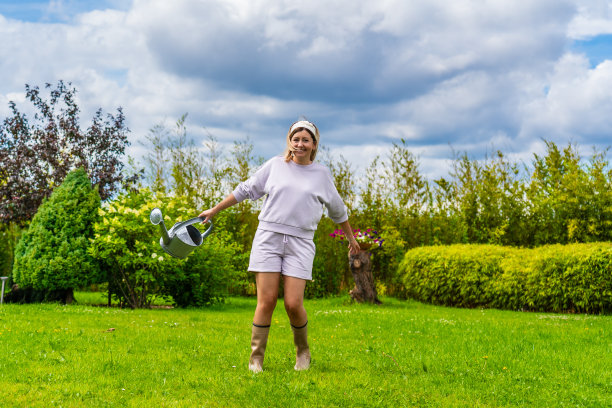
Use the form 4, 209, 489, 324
64, 288, 74, 305
348, 250, 381, 304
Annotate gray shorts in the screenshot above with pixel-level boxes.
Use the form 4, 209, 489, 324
248, 229, 315, 280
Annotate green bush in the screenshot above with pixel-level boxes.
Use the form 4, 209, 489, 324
0, 223, 22, 279
308, 217, 348, 298
0, 228, 11, 278
89, 188, 241, 308
12, 168, 103, 303
399, 243, 612, 313
161, 228, 243, 307
208, 206, 254, 297
369, 224, 408, 297
399, 245, 510, 308
523, 244, 612, 313
308, 220, 405, 299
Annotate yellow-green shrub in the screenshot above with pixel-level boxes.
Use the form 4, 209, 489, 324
399, 243, 612, 313
89, 188, 242, 308
523, 244, 612, 313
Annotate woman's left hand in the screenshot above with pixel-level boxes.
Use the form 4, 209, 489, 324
348, 238, 360, 256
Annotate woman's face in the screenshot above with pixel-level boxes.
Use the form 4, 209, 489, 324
290, 129, 316, 163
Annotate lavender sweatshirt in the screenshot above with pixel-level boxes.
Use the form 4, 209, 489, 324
232, 156, 348, 239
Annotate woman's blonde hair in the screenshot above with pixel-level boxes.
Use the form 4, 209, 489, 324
283, 120, 320, 162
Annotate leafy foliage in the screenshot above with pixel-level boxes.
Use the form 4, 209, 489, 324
0, 81, 130, 224
161, 229, 243, 307
138, 116, 260, 291
3, 93, 610, 303
133, 119, 612, 299
89, 188, 242, 308
399, 243, 612, 313
526, 142, 612, 245
0, 222, 22, 278
12, 168, 103, 302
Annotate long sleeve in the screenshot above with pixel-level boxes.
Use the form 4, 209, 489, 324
232, 159, 273, 203
231, 156, 349, 239
322, 169, 348, 224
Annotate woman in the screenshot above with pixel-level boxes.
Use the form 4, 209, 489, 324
199, 120, 360, 373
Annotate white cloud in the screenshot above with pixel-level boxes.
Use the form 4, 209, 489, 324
127, 0, 574, 105
568, 0, 612, 39
521, 53, 612, 145
0, 0, 610, 186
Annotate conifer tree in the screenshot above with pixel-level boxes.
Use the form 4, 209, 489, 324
13, 168, 102, 303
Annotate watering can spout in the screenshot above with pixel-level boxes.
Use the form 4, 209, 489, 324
150, 208, 171, 245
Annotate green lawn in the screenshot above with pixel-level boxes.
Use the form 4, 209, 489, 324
0, 295, 610, 407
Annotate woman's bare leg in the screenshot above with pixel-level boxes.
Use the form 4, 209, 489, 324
283, 275, 310, 370
282, 276, 307, 327
249, 272, 281, 373
253, 272, 281, 325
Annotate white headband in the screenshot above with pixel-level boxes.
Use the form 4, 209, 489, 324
290, 121, 318, 139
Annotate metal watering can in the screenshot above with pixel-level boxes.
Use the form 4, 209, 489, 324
149, 208, 213, 259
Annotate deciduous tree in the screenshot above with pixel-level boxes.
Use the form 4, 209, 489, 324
0, 81, 130, 224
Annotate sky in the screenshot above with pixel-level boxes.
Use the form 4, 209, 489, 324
1, 0, 611, 181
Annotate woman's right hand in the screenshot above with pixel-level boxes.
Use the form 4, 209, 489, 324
198, 193, 238, 223
198, 208, 216, 223
348, 237, 360, 256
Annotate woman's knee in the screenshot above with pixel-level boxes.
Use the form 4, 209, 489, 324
284, 298, 304, 316
257, 294, 278, 313
282, 276, 306, 315
255, 272, 280, 312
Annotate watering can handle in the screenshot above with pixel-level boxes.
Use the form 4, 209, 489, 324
173, 217, 214, 240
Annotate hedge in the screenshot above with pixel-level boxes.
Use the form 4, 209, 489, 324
398, 243, 612, 313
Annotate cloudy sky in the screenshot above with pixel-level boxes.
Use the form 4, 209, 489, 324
1, 0, 611, 180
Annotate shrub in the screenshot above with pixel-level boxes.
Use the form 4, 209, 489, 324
161, 228, 243, 307
12, 168, 102, 303
308, 217, 348, 298
0, 229, 11, 278
399, 245, 511, 308
210, 206, 254, 297
89, 188, 241, 308
370, 224, 408, 297
399, 243, 612, 313
522, 244, 612, 313
0, 223, 22, 279
310, 220, 405, 299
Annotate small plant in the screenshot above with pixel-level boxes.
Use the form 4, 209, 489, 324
330, 228, 384, 248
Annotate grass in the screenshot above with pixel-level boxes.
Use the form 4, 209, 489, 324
0, 294, 610, 407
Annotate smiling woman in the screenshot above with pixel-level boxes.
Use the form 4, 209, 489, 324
283, 120, 320, 165
197, 119, 361, 373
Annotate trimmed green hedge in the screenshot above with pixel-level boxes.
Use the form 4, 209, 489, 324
398, 243, 612, 313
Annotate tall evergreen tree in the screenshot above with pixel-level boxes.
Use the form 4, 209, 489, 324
12, 168, 102, 303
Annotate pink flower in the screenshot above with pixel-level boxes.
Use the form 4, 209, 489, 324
329, 226, 384, 248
